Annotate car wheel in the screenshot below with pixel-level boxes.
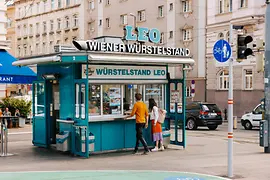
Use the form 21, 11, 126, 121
186, 118, 197, 130
208, 125, 218, 130
244, 120, 253, 130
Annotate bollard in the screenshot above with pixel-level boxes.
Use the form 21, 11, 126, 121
233, 116, 237, 129
4, 118, 8, 156
0, 119, 3, 155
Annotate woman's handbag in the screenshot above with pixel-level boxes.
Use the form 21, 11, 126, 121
157, 109, 167, 123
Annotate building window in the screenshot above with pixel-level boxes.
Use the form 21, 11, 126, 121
219, 70, 229, 90
49, 41, 53, 52
106, 0, 110, 5
183, 29, 192, 41
169, 3, 173, 11
24, 46, 27, 56
6, 18, 12, 28
58, 0, 62, 8
18, 8, 21, 18
226, 31, 230, 42
186, 86, 191, 97
66, 0, 70, 6
89, 0, 95, 9
50, 20, 54, 31
43, 43, 47, 53
23, 24, 27, 36
44, 0, 47, 12
218, 32, 224, 40
29, 4, 33, 15
88, 22, 94, 32
169, 31, 173, 38
137, 10, 146, 22
51, 0, 55, 10
56, 40, 61, 44
244, 69, 253, 90
73, 15, 79, 27
160, 32, 164, 44
36, 3, 39, 14
240, 0, 247, 8
218, 0, 231, 14
29, 45, 33, 55
36, 43, 39, 54
65, 16, 70, 28
74, 0, 79, 4
99, 19, 102, 26
105, 18, 110, 28
183, 0, 191, 12
57, 19, 61, 29
17, 25, 21, 36
30, 24, 33, 34
43, 21, 47, 32
120, 14, 127, 25
18, 46, 21, 57
36, 23, 39, 33
158, 5, 164, 18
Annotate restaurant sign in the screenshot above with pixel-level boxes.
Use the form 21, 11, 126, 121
82, 65, 167, 79
73, 25, 190, 57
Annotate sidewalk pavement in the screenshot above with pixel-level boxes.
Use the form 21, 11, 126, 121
7, 124, 32, 134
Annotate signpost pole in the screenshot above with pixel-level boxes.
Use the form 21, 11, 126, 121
227, 24, 234, 178
264, 0, 270, 153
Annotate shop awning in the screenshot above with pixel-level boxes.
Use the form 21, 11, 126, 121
0, 50, 37, 84
87, 52, 195, 66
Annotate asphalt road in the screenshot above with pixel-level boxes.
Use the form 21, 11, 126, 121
0, 123, 267, 180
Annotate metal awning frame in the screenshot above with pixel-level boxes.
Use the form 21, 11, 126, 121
12, 51, 195, 67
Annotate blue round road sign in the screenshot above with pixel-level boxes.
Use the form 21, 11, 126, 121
213, 40, 231, 63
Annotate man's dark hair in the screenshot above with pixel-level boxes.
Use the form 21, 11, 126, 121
135, 93, 142, 101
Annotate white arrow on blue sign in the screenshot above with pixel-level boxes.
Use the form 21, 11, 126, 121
213, 39, 232, 63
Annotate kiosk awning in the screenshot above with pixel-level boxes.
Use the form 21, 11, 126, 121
0, 50, 37, 84
87, 52, 195, 66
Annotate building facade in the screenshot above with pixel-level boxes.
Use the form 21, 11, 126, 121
0, 1, 7, 44
14, 0, 81, 58
14, 0, 207, 102
6, 0, 16, 56
82, 0, 207, 101
206, 0, 266, 117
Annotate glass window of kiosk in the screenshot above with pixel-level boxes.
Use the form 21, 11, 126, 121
88, 83, 165, 117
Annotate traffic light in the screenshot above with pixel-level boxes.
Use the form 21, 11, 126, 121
237, 35, 253, 59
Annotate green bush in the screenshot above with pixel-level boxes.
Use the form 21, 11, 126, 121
0, 97, 31, 117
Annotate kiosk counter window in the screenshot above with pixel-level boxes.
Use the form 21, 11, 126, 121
86, 83, 166, 120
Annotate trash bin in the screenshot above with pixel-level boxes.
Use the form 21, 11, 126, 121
19, 117, 25, 128
56, 131, 70, 152
162, 127, 170, 149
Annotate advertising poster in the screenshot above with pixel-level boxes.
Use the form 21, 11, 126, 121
146, 88, 160, 95
177, 103, 183, 114
109, 88, 121, 106
170, 90, 181, 103
170, 103, 175, 113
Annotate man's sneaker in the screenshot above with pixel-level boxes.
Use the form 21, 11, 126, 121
159, 145, 165, 151
141, 150, 149, 155
151, 147, 159, 152
132, 150, 140, 155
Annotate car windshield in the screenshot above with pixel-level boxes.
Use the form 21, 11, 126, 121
202, 104, 220, 112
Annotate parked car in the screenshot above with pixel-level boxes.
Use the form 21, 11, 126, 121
185, 102, 223, 130
241, 103, 263, 130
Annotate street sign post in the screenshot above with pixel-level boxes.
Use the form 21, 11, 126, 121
213, 39, 232, 63
213, 37, 233, 178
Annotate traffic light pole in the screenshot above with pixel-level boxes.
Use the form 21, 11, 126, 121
228, 24, 234, 178
264, 0, 270, 153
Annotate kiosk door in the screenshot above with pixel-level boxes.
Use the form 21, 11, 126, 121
167, 80, 186, 148
72, 80, 89, 158
32, 81, 48, 148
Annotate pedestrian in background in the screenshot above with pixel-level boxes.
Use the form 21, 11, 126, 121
125, 93, 150, 155
148, 98, 164, 152
15, 109, 20, 117
3, 108, 11, 116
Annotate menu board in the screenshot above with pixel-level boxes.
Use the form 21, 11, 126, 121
146, 88, 160, 95
109, 88, 121, 106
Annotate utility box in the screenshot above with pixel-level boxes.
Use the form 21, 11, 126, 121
260, 120, 268, 147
